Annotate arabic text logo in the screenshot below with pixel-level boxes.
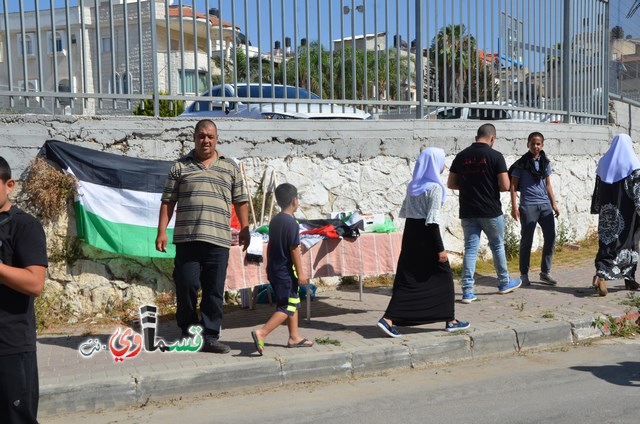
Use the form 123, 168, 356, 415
78, 304, 204, 362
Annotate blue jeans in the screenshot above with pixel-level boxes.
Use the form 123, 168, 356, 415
519, 203, 555, 275
461, 216, 510, 293
174, 241, 230, 339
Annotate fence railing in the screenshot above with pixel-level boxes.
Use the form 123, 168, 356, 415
0, 0, 609, 123
609, 0, 640, 104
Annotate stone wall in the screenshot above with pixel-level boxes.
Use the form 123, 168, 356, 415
0, 112, 635, 313
610, 99, 640, 142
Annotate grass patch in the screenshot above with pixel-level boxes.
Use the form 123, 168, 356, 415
593, 313, 639, 338
35, 289, 74, 333
48, 236, 83, 264
621, 293, 640, 309
340, 274, 394, 288
451, 231, 599, 281
541, 311, 555, 319
315, 336, 341, 346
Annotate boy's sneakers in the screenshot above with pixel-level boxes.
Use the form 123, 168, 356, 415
445, 320, 471, 332
498, 278, 522, 294
377, 318, 402, 338
521, 274, 531, 286
539, 272, 558, 286
461, 292, 477, 304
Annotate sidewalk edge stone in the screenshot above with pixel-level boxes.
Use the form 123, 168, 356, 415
351, 344, 411, 376
513, 322, 573, 351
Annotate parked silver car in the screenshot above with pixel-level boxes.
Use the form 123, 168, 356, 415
424, 102, 554, 122
180, 83, 371, 120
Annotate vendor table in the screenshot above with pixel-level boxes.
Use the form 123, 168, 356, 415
226, 232, 403, 319
226, 232, 403, 289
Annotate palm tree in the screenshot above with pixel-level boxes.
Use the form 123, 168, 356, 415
610, 25, 625, 41
212, 49, 273, 84
278, 42, 412, 102
428, 24, 496, 103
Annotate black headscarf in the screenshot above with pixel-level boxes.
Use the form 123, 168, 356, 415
512, 150, 550, 181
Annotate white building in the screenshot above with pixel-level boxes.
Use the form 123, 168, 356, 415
0, 0, 241, 115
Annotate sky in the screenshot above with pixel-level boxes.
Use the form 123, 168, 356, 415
2, 0, 638, 69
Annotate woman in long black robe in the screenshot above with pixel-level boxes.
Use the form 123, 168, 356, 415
593, 134, 640, 296
376, 148, 469, 337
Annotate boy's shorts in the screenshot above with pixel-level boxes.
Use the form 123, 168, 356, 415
270, 278, 300, 317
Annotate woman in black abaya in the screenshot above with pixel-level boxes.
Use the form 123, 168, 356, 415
376, 148, 469, 337
592, 134, 640, 296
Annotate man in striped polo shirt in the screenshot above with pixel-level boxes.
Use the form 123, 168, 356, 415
156, 119, 250, 354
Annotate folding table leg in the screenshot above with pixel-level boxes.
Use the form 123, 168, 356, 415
306, 279, 311, 322
359, 274, 363, 301
250, 286, 259, 310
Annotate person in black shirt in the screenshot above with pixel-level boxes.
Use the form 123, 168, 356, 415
0, 156, 48, 423
447, 124, 521, 303
251, 183, 313, 355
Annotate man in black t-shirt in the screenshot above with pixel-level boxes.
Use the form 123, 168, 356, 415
0, 157, 48, 423
447, 124, 521, 304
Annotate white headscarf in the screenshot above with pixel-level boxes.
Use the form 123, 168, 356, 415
406, 147, 446, 204
596, 134, 640, 184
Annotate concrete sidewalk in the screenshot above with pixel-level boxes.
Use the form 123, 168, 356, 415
37, 257, 636, 418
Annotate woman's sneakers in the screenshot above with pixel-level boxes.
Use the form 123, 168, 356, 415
445, 320, 471, 332
377, 318, 402, 338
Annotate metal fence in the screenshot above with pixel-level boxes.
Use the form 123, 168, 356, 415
609, 0, 640, 103
0, 0, 610, 123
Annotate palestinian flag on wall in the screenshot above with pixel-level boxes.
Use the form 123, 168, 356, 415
43, 140, 176, 258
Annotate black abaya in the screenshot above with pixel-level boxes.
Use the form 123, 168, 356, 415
595, 169, 640, 282
384, 218, 455, 326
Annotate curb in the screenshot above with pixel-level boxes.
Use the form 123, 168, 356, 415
39, 319, 601, 416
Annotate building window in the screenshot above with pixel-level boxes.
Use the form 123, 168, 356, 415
170, 39, 180, 50
179, 69, 208, 94
101, 37, 111, 53
47, 31, 66, 54
17, 33, 36, 56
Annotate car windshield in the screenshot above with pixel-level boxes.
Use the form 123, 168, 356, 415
189, 85, 321, 112
437, 107, 463, 119
191, 86, 229, 112
467, 108, 510, 120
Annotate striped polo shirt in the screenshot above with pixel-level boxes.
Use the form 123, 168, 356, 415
161, 150, 248, 247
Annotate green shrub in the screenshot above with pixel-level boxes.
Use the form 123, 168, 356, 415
134, 91, 184, 117
504, 213, 520, 260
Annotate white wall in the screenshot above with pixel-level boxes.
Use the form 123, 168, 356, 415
0, 114, 632, 312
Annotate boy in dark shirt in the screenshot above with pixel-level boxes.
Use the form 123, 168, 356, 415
251, 183, 313, 355
0, 157, 48, 423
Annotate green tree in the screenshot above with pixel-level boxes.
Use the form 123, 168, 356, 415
429, 24, 496, 103
281, 41, 413, 102
611, 25, 625, 41
210, 41, 413, 107
133, 91, 184, 117
213, 49, 273, 84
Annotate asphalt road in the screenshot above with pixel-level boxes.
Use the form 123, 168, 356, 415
43, 338, 640, 424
